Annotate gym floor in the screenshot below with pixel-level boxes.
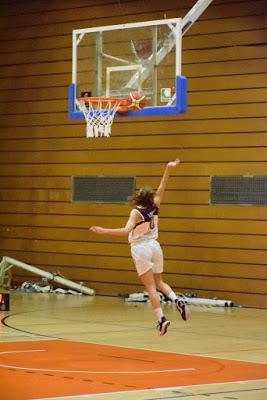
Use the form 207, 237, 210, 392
0, 292, 267, 400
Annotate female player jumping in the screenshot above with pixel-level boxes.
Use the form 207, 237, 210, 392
90, 158, 190, 336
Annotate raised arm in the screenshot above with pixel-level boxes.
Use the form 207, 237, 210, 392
154, 158, 180, 207
89, 209, 141, 237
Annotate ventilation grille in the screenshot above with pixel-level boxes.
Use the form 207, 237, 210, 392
210, 175, 267, 205
72, 175, 135, 203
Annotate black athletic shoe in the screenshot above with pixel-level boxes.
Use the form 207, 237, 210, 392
157, 317, 170, 336
175, 299, 190, 321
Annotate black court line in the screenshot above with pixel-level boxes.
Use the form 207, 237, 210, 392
146, 386, 267, 399
1, 312, 63, 340
1, 308, 149, 340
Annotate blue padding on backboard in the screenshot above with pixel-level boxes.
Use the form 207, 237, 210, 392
68, 75, 187, 119
68, 84, 81, 120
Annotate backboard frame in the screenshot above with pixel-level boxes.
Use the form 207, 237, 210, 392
68, 18, 187, 119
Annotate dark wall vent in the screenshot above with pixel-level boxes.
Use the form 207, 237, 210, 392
72, 175, 135, 203
210, 175, 267, 205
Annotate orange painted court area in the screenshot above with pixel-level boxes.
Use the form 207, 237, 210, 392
0, 340, 267, 400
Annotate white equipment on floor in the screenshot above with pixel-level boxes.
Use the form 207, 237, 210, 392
0, 256, 95, 295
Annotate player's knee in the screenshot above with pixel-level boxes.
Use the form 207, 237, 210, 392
147, 289, 158, 297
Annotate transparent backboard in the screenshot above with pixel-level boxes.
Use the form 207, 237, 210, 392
68, 18, 187, 118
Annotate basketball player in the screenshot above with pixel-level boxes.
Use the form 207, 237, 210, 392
90, 158, 190, 336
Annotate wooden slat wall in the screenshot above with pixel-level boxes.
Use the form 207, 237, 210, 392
0, 0, 266, 308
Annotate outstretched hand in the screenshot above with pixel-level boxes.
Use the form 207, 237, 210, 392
167, 158, 180, 168
90, 226, 105, 234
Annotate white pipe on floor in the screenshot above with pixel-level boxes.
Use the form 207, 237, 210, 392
0, 256, 95, 296
184, 297, 234, 307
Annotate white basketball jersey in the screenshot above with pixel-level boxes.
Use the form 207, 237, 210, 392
128, 206, 159, 244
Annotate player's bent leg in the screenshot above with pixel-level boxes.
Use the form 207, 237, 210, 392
154, 273, 190, 321
140, 269, 170, 336
154, 274, 173, 298
140, 269, 160, 309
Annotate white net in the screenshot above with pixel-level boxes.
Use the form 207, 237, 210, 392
76, 98, 121, 138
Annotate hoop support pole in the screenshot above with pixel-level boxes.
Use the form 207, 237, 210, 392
0, 256, 95, 295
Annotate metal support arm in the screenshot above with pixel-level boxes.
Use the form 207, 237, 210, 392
0, 256, 95, 295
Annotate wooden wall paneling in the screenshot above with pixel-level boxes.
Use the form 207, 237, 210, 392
2, 0, 256, 30
0, 11, 265, 60
0, 176, 209, 190
0, 0, 266, 39
2, 250, 267, 281
2, 237, 267, 266
0, 176, 71, 189
1, 253, 265, 307
189, 88, 267, 105
184, 59, 267, 78
2, 212, 267, 235
0, 0, 261, 15
3, 257, 266, 293
1, 69, 265, 103
1, 118, 266, 139
7, 265, 266, 295
1, 200, 267, 220
1, 33, 265, 75
2, 226, 267, 252
166, 260, 267, 280
0, 73, 71, 91
1, 86, 267, 114
0, 189, 207, 205
1, 147, 267, 164
0, 0, 118, 16
0, 105, 265, 127
0, 87, 69, 102
0, 1, 197, 29
0, 126, 265, 146
189, 73, 267, 92
1, 57, 266, 82
2, 48, 71, 66
0, 61, 71, 79
1, 162, 267, 177
0, 237, 130, 257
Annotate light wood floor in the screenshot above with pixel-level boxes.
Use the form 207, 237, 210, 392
1, 291, 267, 400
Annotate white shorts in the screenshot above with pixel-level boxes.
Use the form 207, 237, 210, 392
130, 239, 163, 276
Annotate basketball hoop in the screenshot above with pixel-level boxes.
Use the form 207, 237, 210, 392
76, 97, 128, 138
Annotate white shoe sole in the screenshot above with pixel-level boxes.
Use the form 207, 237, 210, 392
158, 320, 170, 336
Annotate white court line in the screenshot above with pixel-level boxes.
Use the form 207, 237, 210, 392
0, 362, 194, 374
0, 347, 194, 374
0, 350, 46, 355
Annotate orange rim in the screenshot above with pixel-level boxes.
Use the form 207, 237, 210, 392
79, 96, 120, 104
79, 97, 129, 113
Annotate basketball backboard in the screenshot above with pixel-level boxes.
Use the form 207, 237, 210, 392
68, 18, 187, 119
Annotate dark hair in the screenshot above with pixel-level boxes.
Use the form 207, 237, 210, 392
132, 186, 155, 208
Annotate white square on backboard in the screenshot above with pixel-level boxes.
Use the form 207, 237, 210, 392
161, 88, 172, 102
